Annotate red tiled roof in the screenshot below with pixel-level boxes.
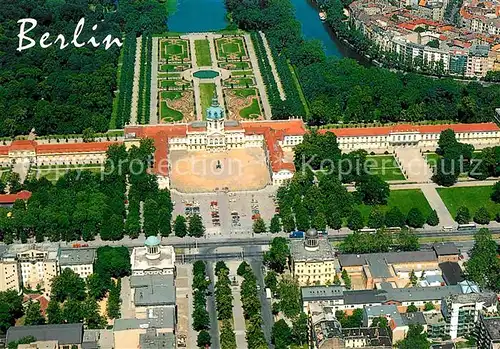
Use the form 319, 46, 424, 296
0, 190, 32, 204
10, 140, 36, 151
36, 142, 117, 154
320, 122, 499, 137
23, 294, 49, 316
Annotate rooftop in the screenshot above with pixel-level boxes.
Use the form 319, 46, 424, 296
131, 245, 175, 274
131, 274, 175, 307
481, 316, 500, 341
58, 248, 95, 266
446, 291, 498, 306
0, 190, 32, 204
401, 312, 426, 326
365, 304, 403, 326
432, 242, 460, 256
7, 323, 83, 345
139, 331, 176, 349
424, 311, 446, 325
290, 238, 335, 262
338, 251, 438, 267
439, 262, 464, 285
114, 307, 175, 331
302, 286, 345, 302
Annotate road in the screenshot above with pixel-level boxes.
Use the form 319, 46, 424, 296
205, 255, 220, 349
248, 248, 274, 348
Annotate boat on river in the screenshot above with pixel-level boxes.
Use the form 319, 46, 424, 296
319, 11, 327, 21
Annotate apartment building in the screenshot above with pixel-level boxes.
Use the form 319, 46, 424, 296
290, 228, 337, 286
442, 292, 498, 339
0, 245, 21, 292
477, 314, 500, 349
7, 323, 84, 349
58, 249, 95, 279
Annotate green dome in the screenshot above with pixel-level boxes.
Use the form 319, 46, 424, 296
207, 95, 224, 120
145, 236, 160, 247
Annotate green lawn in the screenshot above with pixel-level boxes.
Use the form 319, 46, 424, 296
160, 39, 189, 61
30, 166, 103, 182
366, 155, 405, 181
224, 77, 254, 87
239, 98, 260, 119
356, 189, 433, 222
159, 63, 190, 72
288, 61, 310, 117
219, 61, 251, 70
216, 37, 247, 59
194, 40, 212, 67
233, 88, 256, 98
200, 83, 216, 119
231, 70, 253, 76
437, 186, 500, 218
159, 79, 190, 89
160, 91, 184, 122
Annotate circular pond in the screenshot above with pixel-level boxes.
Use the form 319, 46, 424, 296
193, 70, 219, 79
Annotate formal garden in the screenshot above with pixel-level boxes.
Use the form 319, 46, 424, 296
194, 39, 212, 66
27, 164, 104, 182
224, 88, 263, 120
215, 37, 248, 60
159, 91, 195, 122
159, 38, 190, 62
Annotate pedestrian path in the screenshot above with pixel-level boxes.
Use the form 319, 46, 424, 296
258, 31, 286, 101
149, 37, 159, 125
130, 36, 142, 125
229, 261, 248, 349
394, 147, 433, 183
420, 184, 455, 227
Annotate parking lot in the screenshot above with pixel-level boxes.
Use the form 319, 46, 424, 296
172, 186, 278, 236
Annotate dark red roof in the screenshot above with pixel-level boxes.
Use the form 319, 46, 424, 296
0, 190, 32, 204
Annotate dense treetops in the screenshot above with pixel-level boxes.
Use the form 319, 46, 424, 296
0, 0, 166, 136
225, 0, 500, 126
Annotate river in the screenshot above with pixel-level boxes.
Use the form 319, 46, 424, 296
167, 0, 364, 61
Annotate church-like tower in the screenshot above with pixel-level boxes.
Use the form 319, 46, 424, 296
206, 94, 226, 151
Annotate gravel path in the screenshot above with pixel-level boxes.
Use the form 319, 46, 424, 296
258, 31, 286, 101
130, 36, 142, 125
149, 37, 159, 125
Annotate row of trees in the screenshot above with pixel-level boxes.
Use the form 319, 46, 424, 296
455, 205, 500, 225
464, 228, 500, 291
237, 261, 267, 349
0, 291, 23, 334
191, 261, 211, 347
214, 262, 237, 349
338, 228, 420, 254
173, 214, 206, 238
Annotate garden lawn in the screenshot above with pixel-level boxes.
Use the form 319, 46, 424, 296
219, 61, 251, 70
366, 155, 406, 181
356, 189, 433, 222
195, 40, 212, 67
239, 98, 260, 119
437, 186, 500, 218
160, 91, 184, 122
233, 88, 256, 98
30, 166, 103, 182
200, 83, 216, 119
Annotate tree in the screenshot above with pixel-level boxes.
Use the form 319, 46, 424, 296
432, 157, 459, 187
277, 275, 301, 318
220, 320, 237, 349
106, 279, 121, 320
292, 313, 309, 345
385, 207, 405, 227
456, 206, 471, 224
465, 228, 500, 290
492, 181, 500, 203
84, 298, 106, 329
347, 209, 364, 230
333, 274, 341, 286
63, 299, 85, 323
95, 246, 131, 279
341, 269, 351, 289
406, 303, 418, 313
424, 302, 435, 311
406, 207, 425, 228
264, 271, 278, 294
409, 270, 418, 286
355, 175, 390, 205
474, 206, 491, 225
143, 199, 159, 237
46, 300, 63, 324
86, 274, 109, 300
252, 217, 267, 234
174, 215, 188, 238
158, 208, 172, 237
426, 210, 439, 226
8, 172, 22, 194
368, 209, 385, 229
272, 319, 292, 348
197, 330, 211, 348
270, 215, 281, 234
188, 214, 205, 238
24, 301, 45, 326
371, 316, 389, 329
82, 127, 96, 143
51, 268, 86, 302
263, 237, 289, 273
397, 324, 430, 349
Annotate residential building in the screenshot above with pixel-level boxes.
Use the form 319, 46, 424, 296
424, 311, 448, 338
363, 304, 402, 327
6, 323, 84, 349
0, 245, 21, 292
442, 292, 498, 339
58, 249, 95, 279
433, 243, 460, 263
18, 341, 58, 349
439, 262, 464, 286
129, 274, 176, 317
477, 314, 500, 349
130, 236, 175, 276
113, 307, 176, 349
290, 228, 337, 286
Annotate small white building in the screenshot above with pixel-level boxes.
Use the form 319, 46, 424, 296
58, 248, 95, 279
131, 236, 175, 276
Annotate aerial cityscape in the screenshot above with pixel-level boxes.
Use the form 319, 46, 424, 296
0, 0, 500, 348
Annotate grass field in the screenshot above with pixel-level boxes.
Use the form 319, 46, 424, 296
194, 40, 212, 67
215, 37, 247, 59
159, 63, 190, 72
159, 79, 190, 89
160, 39, 189, 61
219, 61, 251, 70
30, 166, 103, 182
233, 88, 256, 98
239, 99, 260, 119
231, 70, 253, 76
200, 83, 216, 119
356, 189, 433, 222
160, 91, 184, 122
437, 186, 500, 218
366, 155, 406, 181
224, 77, 254, 87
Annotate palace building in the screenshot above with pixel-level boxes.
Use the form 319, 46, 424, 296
0, 112, 497, 190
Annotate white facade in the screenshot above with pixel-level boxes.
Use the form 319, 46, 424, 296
131, 238, 175, 276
